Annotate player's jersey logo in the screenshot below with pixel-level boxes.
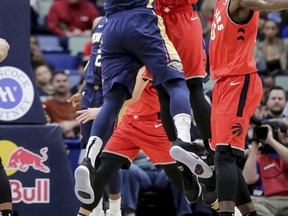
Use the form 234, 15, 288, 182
155, 123, 162, 128
231, 123, 243, 137
167, 61, 183, 73
230, 81, 241, 86
0, 66, 34, 121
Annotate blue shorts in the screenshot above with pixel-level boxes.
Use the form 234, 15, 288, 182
101, 7, 185, 98
80, 83, 103, 109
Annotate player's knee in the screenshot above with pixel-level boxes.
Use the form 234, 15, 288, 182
214, 146, 237, 168
214, 147, 238, 202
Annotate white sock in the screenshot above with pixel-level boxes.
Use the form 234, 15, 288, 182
109, 197, 121, 212
91, 198, 103, 215
173, 113, 192, 143
85, 136, 103, 168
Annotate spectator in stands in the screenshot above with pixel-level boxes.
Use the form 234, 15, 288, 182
243, 117, 288, 216
200, 0, 216, 38
260, 76, 275, 104
30, 36, 46, 69
257, 19, 288, 76
44, 71, 80, 138
47, 0, 100, 36
34, 64, 54, 102
264, 86, 287, 119
31, 5, 51, 35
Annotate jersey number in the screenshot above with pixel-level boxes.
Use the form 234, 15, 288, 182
95, 48, 101, 67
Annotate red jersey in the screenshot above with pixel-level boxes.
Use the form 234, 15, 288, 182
209, 0, 259, 79
155, 0, 197, 7
125, 82, 159, 117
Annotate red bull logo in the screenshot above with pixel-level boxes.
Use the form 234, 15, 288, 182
11, 179, 50, 203
6, 147, 50, 173
0, 140, 51, 204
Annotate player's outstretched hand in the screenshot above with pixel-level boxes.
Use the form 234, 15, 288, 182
67, 92, 82, 109
0, 38, 9, 62
76, 107, 101, 123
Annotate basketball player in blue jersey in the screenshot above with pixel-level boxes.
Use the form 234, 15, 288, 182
67, 18, 122, 216
74, 0, 213, 205
0, 38, 13, 216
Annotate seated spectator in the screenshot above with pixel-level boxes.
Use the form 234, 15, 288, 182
34, 64, 55, 102
30, 5, 51, 35
120, 151, 193, 216
44, 71, 80, 138
30, 36, 46, 68
260, 75, 275, 104
47, 0, 100, 36
200, 0, 216, 38
257, 19, 288, 76
264, 86, 286, 119
243, 117, 288, 216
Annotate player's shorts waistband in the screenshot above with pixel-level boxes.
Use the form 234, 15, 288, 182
156, 4, 195, 14
125, 113, 160, 121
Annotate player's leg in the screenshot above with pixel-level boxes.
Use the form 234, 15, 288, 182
235, 167, 257, 216
0, 158, 13, 216
164, 7, 215, 182
75, 84, 129, 204
78, 157, 124, 215
106, 171, 122, 216
212, 74, 262, 216
125, 10, 212, 178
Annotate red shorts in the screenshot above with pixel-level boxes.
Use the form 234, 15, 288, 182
156, 5, 207, 81
210, 73, 262, 157
102, 114, 175, 168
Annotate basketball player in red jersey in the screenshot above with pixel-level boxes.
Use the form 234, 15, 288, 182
154, 0, 216, 205
209, 1, 288, 216
75, 73, 185, 216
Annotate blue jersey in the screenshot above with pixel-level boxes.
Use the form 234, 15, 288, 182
83, 17, 107, 85
105, 0, 154, 16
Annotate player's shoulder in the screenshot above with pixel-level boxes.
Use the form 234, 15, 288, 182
92, 16, 105, 29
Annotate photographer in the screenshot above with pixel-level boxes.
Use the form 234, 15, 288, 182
243, 118, 288, 216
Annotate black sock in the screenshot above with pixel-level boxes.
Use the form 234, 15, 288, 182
0, 210, 13, 216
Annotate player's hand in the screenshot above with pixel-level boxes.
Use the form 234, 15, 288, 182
0, 38, 9, 62
76, 107, 101, 123
67, 93, 82, 109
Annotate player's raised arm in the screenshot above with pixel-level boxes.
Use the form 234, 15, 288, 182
240, 0, 288, 11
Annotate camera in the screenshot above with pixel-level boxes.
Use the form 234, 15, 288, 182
251, 116, 288, 145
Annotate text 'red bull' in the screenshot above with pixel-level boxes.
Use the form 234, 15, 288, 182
10, 179, 50, 203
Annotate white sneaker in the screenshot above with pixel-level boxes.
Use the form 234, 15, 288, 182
170, 145, 212, 178
106, 209, 121, 216
89, 210, 105, 216
74, 157, 95, 204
